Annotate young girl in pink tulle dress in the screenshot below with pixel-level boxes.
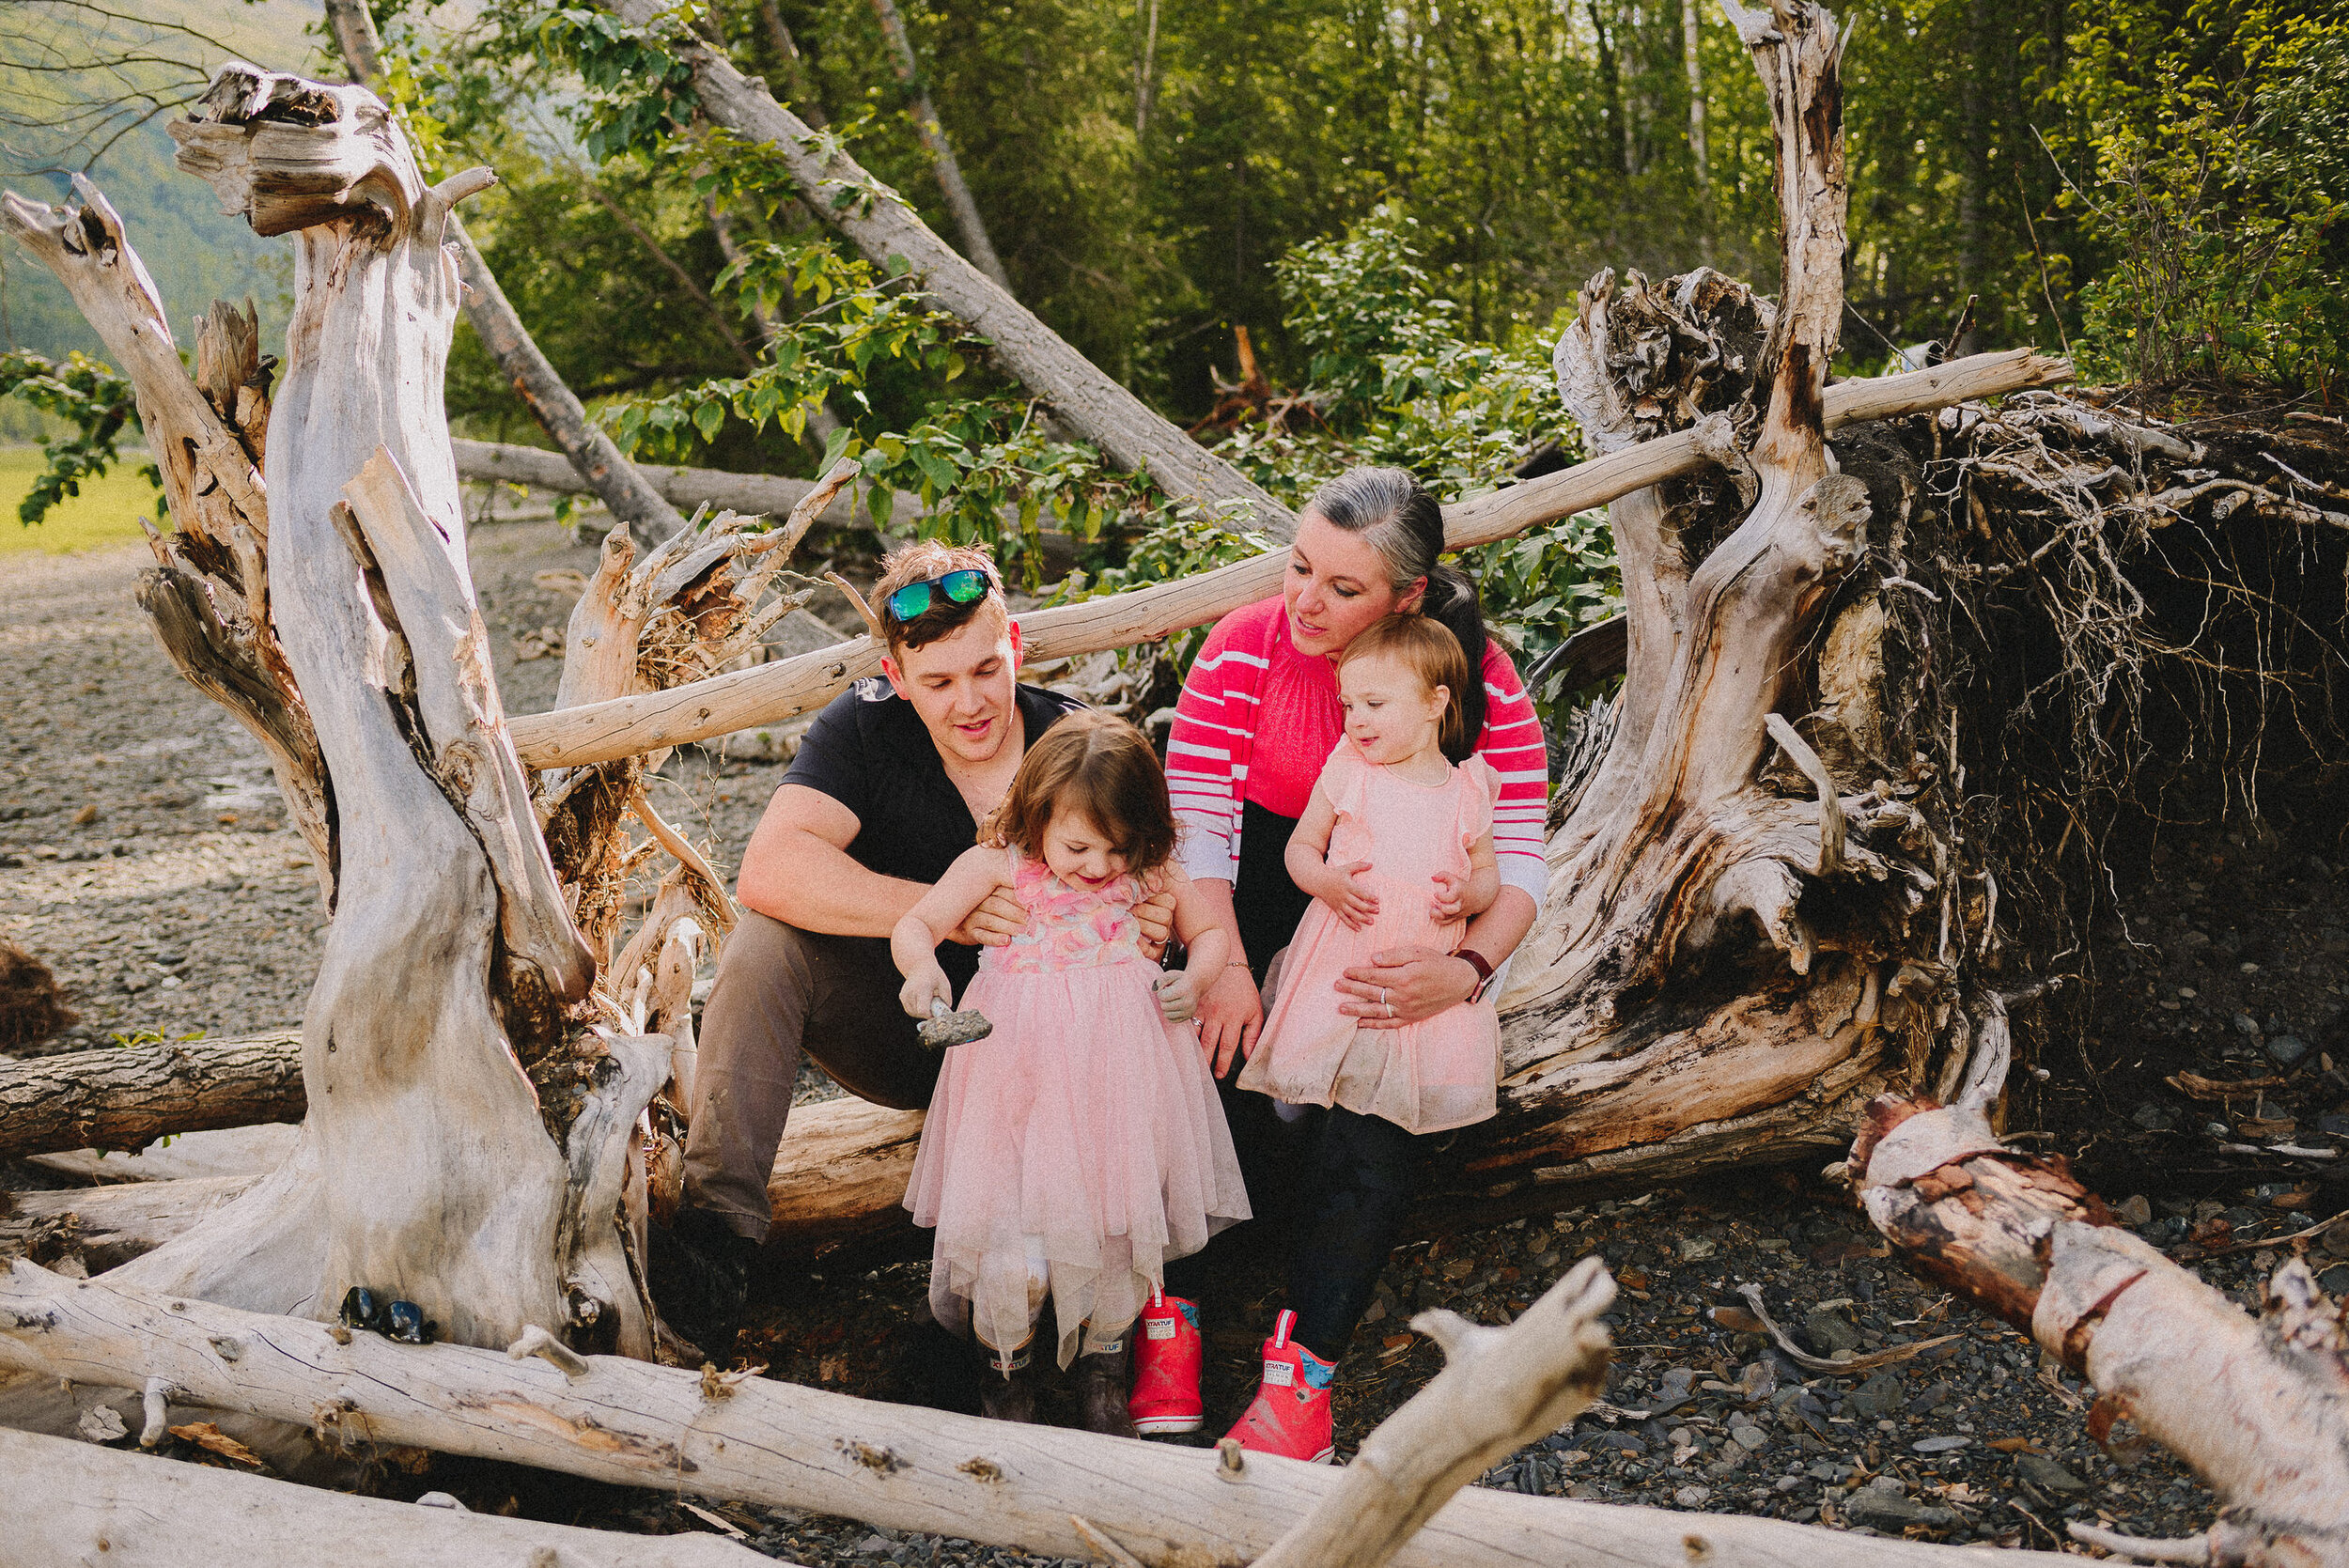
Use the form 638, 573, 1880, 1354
1240, 614, 1503, 1133
893, 711, 1247, 1432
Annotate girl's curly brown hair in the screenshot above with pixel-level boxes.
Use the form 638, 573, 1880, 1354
981, 710, 1179, 873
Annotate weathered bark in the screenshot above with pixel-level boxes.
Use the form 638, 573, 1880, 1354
604, 0, 1294, 536
2, 1177, 260, 1276
1857, 1093, 2349, 1568
505, 347, 2063, 769
0, 1427, 767, 1567
319, 0, 689, 545
0, 1033, 303, 1160
0, 1260, 2073, 1568
113, 65, 641, 1352
867, 0, 1011, 290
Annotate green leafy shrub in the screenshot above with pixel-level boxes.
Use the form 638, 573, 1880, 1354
0, 349, 162, 526
2063, 12, 2348, 396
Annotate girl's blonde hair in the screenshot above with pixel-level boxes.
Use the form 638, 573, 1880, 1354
1337, 614, 1471, 758
981, 710, 1180, 872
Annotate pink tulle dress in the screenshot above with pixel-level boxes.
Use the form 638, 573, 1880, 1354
1240, 743, 1503, 1134
905, 847, 1250, 1366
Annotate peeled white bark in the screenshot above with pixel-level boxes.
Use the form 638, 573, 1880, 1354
0, 1426, 769, 1568
0, 1261, 2073, 1568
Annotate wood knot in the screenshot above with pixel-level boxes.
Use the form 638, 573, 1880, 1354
957, 1456, 1004, 1483
1683, 1533, 1713, 1563
841, 1439, 904, 1473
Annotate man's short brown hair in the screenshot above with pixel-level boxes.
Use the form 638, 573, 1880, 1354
873, 540, 1007, 653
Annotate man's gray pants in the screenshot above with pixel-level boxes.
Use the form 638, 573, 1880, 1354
681, 911, 941, 1242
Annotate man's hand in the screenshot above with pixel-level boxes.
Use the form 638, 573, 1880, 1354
1335, 948, 1477, 1030
898, 964, 953, 1019
1131, 887, 1174, 960
1427, 869, 1468, 924
1312, 860, 1380, 930
1197, 964, 1262, 1076
1154, 969, 1201, 1022
948, 882, 1029, 946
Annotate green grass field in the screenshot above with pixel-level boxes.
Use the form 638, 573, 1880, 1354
0, 447, 164, 557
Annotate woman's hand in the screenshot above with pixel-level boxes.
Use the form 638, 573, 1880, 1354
1313, 860, 1380, 930
948, 882, 1028, 946
1153, 970, 1201, 1022
1131, 887, 1175, 961
898, 963, 953, 1020
1426, 869, 1467, 924
1197, 964, 1263, 1077
1335, 948, 1477, 1030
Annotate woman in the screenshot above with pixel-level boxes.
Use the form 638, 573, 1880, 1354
1124, 466, 1548, 1458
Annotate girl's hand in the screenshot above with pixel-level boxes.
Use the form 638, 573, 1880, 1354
1427, 869, 1467, 924
950, 882, 1028, 946
1154, 970, 1201, 1022
1197, 964, 1263, 1077
1334, 948, 1477, 1030
1316, 860, 1380, 930
1131, 887, 1175, 961
898, 965, 953, 1020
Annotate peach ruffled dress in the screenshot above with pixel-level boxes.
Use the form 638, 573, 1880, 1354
905, 848, 1250, 1366
1240, 743, 1503, 1134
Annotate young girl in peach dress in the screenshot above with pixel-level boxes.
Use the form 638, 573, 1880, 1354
1240, 614, 1503, 1134
893, 712, 1247, 1432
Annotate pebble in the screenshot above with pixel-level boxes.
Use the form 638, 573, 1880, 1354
1912, 1436, 1969, 1453
2266, 1034, 2309, 1065
2015, 1452, 2089, 1493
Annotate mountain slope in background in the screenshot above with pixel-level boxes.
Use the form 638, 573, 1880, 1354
1, 0, 328, 363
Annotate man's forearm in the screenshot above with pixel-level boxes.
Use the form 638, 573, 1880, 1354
739, 832, 927, 937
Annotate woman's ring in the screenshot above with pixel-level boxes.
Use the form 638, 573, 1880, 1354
1378, 986, 1388, 1007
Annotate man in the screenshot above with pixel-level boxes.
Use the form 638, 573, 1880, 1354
657, 540, 1168, 1360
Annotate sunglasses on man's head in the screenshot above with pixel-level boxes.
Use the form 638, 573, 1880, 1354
884, 567, 992, 626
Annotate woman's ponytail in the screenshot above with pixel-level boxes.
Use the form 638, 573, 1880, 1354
1421, 564, 1487, 762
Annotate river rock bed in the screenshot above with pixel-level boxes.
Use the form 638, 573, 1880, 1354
6, 533, 2347, 1563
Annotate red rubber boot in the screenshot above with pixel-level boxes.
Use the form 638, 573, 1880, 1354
1222, 1310, 1335, 1463
1128, 1289, 1205, 1435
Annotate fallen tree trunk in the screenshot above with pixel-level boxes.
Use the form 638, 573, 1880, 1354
0, 1032, 303, 1161
1856, 1088, 2349, 1568
455, 438, 887, 530
506, 347, 2063, 770
0, 1426, 768, 1567
0, 1260, 2067, 1568
604, 0, 1293, 536
1, 1177, 258, 1276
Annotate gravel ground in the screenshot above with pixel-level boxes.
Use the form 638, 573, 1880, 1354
6, 530, 2347, 1562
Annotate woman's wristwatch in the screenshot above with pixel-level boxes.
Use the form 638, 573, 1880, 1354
1456, 949, 1496, 1001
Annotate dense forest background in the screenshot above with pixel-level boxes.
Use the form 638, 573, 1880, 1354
2, 0, 2343, 584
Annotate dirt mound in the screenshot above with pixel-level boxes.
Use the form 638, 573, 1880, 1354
0, 939, 76, 1051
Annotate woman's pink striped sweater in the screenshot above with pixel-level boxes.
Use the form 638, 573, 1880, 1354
1166, 596, 1549, 907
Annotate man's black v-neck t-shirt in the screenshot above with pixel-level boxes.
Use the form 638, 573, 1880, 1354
781, 677, 1082, 993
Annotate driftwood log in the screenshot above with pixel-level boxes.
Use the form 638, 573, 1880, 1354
0, 1426, 768, 1567
0, 1259, 2072, 1568
1856, 1086, 2349, 1568
502, 348, 2062, 771
0, 1032, 303, 1160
